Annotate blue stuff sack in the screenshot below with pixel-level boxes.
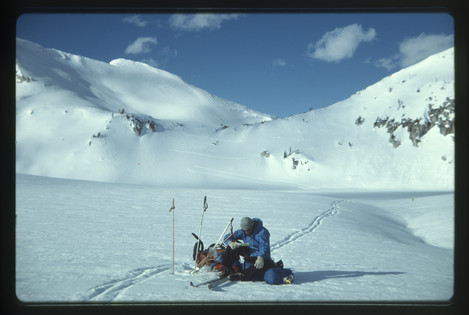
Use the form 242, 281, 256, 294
264, 267, 294, 285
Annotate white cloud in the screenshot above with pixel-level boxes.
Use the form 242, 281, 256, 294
122, 15, 148, 27
399, 33, 454, 67
169, 13, 241, 31
125, 37, 158, 55
138, 47, 178, 69
375, 54, 399, 71
307, 24, 377, 62
375, 33, 454, 70
273, 58, 286, 67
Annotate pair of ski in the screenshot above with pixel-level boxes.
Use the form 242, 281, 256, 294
190, 275, 231, 289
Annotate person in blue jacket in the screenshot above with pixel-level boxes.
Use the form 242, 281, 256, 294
221, 217, 276, 281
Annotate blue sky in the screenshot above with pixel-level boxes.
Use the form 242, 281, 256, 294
16, 12, 454, 118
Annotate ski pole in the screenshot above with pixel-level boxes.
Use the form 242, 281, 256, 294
194, 196, 208, 264
169, 198, 175, 274
213, 217, 233, 246
222, 231, 236, 244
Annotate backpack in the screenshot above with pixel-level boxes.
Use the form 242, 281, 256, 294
193, 241, 226, 271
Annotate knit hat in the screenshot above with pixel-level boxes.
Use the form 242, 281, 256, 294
240, 217, 255, 231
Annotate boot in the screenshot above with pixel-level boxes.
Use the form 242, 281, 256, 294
220, 266, 234, 278
229, 272, 245, 281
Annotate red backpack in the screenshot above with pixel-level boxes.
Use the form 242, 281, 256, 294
193, 241, 226, 271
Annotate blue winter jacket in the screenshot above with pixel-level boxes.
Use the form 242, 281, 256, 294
224, 218, 271, 259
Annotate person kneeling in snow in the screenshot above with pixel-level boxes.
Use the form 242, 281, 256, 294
221, 217, 277, 281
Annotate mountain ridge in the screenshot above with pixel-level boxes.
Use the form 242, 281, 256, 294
16, 38, 454, 189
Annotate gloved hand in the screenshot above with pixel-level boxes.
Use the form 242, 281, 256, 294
228, 241, 240, 250
254, 256, 264, 269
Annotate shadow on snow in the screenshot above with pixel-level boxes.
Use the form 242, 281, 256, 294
294, 270, 405, 284
209, 270, 405, 292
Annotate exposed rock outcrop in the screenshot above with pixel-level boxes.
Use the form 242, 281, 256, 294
371, 97, 454, 147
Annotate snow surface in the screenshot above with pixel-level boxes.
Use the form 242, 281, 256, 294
16, 174, 453, 302
15, 39, 454, 303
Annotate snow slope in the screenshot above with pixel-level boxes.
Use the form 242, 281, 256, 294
15, 38, 455, 190
15, 174, 453, 302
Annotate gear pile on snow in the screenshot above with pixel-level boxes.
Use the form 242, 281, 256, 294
190, 198, 294, 288
192, 235, 227, 272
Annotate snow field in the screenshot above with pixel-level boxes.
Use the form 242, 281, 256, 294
16, 174, 453, 302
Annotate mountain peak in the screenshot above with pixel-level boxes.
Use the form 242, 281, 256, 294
16, 38, 454, 189
16, 38, 272, 127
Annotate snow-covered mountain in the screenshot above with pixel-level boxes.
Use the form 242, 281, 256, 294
15, 38, 454, 189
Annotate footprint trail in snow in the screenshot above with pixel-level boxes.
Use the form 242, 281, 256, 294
271, 200, 343, 253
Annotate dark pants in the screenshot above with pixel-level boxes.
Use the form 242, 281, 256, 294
222, 246, 275, 281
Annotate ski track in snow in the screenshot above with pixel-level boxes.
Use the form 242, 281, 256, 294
86, 266, 169, 301
271, 200, 343, 253
86, 200, 342, 301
